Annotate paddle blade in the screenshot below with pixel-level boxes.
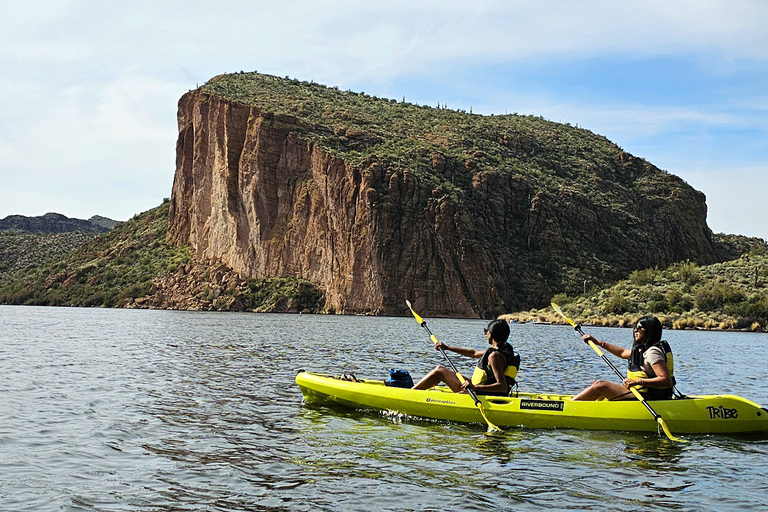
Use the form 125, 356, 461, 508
551, 302, 577, 328
658, 418, 687, 443
472, 399, 502, 433
630, 384, 687, 442
480, 407, 502, 434
405, 300, 423, 324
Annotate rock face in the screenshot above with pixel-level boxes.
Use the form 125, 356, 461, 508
167, 85, 719, 318
168, 90, 422, 315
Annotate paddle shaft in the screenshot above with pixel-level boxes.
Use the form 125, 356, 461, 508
553, 303, 641, 388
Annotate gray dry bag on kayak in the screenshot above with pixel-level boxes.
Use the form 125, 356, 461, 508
385, 369, 413, 388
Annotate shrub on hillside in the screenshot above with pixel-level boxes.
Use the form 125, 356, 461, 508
629, 268, 659, 286
694, 283, 745, 312
672, 260, 700, 285
604, 289, 630, 314
724, 294, 768, 323
666, 288, 693, 313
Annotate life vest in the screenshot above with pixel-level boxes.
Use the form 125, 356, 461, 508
627, 339, 674, 398
471, 344, 520, 393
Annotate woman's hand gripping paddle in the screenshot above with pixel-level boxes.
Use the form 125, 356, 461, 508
406, 300, 501, 433
550, 302, 685, 443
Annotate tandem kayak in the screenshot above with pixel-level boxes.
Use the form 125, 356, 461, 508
296, 371, 768, 435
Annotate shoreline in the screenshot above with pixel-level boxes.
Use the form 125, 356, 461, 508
500, 310, 767, 333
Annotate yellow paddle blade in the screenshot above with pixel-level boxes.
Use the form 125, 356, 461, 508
405, 300, 423, 324
658, 418, 687, 443
478, 403, 502, 434
551, 302, 577, 328
629, 386, 687, 442
455, 373, 500, 431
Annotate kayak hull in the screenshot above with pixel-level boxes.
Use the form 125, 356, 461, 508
296, 371, 768, 435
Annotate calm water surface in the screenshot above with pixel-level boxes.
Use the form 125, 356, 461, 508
1, 306, 767, 511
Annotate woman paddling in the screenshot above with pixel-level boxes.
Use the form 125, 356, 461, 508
412, 319, 520, 396
572, 315, 674, 401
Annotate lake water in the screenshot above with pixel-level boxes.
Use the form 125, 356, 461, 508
1, 305, 767, 511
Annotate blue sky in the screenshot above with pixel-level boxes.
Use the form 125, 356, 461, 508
1, 1, 767, 240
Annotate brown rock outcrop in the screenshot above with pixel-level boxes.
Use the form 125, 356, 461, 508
125, 262, 248, 311
167, 87, 718, 318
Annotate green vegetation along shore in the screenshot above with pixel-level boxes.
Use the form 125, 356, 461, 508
503, 247, 768, 331
0, 197, 765, 326
0, 231, 98, 282
0, 200, 324, 312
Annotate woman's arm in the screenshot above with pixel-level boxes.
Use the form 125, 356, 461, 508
583, 334, 631, 359
642, 360, 672, 389
435, 341, 484, 358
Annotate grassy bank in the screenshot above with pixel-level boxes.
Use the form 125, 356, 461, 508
503, 250, 768, 331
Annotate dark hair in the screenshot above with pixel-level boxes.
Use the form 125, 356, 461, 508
636, 315, 662, 346
486, 319, 510, 344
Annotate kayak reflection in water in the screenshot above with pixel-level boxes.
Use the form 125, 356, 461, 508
411, 320, 520, 396
572, 315, 674, 401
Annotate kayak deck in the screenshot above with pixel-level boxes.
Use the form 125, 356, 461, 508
296, 371, 768, 435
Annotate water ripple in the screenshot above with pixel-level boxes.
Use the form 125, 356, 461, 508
1, 306, 767, 511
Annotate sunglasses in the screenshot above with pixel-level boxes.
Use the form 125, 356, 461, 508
633, 325, 645, 332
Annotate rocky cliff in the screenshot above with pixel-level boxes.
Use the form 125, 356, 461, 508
167, 73, 720, 318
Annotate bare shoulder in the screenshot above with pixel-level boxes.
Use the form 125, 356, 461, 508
488, 350, 506, 364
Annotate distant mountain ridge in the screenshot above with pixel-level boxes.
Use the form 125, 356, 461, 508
0, 213, 119, 234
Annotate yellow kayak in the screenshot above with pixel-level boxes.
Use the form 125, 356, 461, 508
296, 371, 768, 435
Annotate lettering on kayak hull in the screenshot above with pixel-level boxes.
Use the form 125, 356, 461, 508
425, 397, 457, 405
520, 399, 565, 412
706, 405, 739, 419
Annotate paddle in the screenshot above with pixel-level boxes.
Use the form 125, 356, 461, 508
405, 300, 502, 433
550, 302, 685, 442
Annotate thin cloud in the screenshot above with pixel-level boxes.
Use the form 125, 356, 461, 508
0, 0, 767, 239
683, 164, 768, 238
